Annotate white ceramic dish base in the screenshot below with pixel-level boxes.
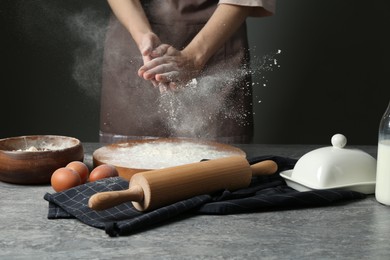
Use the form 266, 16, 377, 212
280, 170, 375, 194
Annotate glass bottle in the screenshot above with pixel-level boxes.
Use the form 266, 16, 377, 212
375, 100, 390, 205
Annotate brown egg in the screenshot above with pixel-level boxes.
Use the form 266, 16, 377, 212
66, 161, 89, 184
89, 164, 119, 182
51, 167, 82, 192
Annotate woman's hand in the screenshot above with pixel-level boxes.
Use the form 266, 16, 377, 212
138, 32, 169, 89
138, 32, 161, 64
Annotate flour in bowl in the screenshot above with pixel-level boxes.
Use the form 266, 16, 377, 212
97, 141, 244, 169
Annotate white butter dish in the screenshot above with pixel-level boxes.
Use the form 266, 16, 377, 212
280, 134, 376, 194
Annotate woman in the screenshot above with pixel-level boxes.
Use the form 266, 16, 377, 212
100, 0, 275, 144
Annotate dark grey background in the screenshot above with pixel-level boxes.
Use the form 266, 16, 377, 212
1, 0, 389, 144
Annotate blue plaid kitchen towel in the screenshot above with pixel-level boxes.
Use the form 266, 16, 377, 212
44, 155, 366, 237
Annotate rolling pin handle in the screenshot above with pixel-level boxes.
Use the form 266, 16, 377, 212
250, 160, 278, 176
88, 185, 144, 211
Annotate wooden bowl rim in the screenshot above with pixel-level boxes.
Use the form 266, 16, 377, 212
0, 135, 81, 155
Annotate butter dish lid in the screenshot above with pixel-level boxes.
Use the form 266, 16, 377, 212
280, 134, 377, 194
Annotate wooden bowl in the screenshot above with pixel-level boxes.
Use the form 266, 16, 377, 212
0, 135, 84, 184
93, 137, 246, 180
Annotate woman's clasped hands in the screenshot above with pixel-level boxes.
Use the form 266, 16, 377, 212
137, 33, 203, 93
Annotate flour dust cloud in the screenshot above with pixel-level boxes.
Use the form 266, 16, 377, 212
14, 1, 107, 101
158, 49, 282, 139
67, 9, 107, 100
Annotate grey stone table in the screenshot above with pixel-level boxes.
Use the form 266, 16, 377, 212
1, 143, 390, 260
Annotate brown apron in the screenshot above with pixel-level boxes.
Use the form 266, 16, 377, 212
100, 0, 253, 143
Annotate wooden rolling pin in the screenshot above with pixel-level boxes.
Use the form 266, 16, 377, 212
88, 156, 278, 212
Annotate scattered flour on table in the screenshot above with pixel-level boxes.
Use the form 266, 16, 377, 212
99, 141, 243, 169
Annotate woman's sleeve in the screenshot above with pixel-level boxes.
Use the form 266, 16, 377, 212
218, 0, 276, 17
